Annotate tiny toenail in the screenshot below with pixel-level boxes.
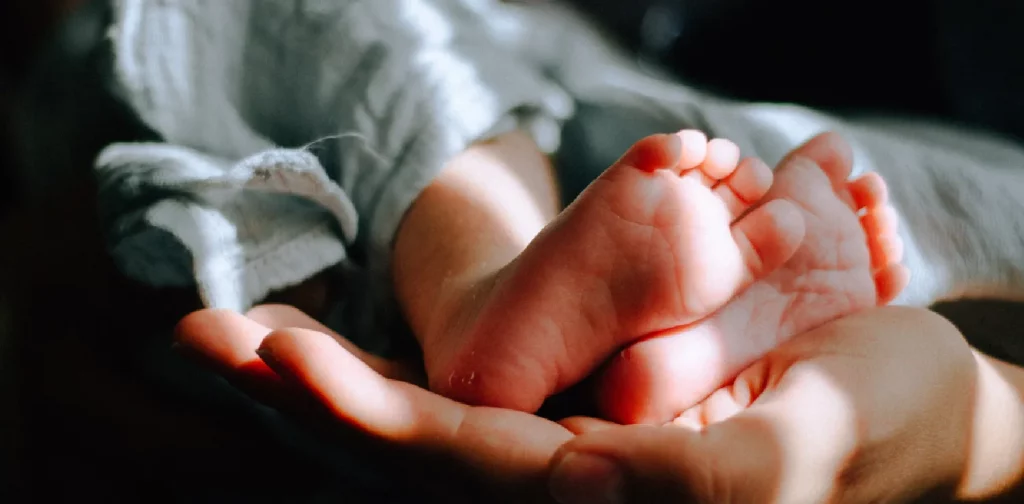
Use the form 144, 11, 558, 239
550, 452, 625, 504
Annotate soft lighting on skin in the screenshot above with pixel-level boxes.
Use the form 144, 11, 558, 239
769, 364, 859, 503
298, 328, 438, 443
959, 352, 1024, 500
451, 144, 552, 249
672, 360, 860, 503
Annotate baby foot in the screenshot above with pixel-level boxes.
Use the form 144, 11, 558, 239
424, 130, 806, 412
596, 132, 911, 424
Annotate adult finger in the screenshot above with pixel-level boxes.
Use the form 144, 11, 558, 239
174, 309, 288, 405
550, 308, 973, 504
559, 416, 620, 436
257, 327, 575, 503
246, 303, 424, 384
549, 362, 813, 504
173, 307, 416, 413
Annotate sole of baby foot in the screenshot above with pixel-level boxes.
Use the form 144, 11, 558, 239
597, 131, 911, 424
425, 130, 806, 412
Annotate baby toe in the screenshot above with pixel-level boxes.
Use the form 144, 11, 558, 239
700, 137, 742, 181
731, 199, 806, 284
715, 157, 774, 220
875, 263, 911, 305
847, 172, 889, 211
674, 129, 709, 172
787, 132, 855, 187
860, 204, 900, 237
869, 229, 905, 271
617, 133, 685, 173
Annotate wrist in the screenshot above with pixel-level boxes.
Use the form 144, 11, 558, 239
956, 350, 1024, 501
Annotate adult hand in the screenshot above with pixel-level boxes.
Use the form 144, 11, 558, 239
173, 304, 581, 504
547, 307, 996, 504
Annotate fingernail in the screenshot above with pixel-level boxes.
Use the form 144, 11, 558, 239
550, 452, 625, 504
255, 347, 278, 366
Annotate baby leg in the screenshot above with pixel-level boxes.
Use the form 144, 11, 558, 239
397, 129, 805, 413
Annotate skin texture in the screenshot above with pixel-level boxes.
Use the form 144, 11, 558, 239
174, 304, 1024, 503
403, 130, 807, 413
394, 129, 906, 419
170, 129, 1024, 501
597, 132, 909, 424
550, 307, 1024, 504
175, 305, 573, 504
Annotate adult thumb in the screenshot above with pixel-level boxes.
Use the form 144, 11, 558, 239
547, 415, 788, 504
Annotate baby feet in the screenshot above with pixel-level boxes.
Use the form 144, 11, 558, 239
423, 130, 807, 412
596, 132, 910, 424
